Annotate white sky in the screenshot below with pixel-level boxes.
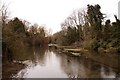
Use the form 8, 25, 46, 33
1, 0, 120, 34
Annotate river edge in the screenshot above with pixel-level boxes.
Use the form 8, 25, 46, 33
55, 46, 120, 72
2, 62, 26, 79
2, 46, 120, 78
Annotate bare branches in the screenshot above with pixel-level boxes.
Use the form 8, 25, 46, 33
0, 2, 10, 25
61, 8, 88, 30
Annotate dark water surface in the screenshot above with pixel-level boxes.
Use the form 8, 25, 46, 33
12, 47, 120, 78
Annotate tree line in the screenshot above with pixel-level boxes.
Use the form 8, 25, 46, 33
0, 3, 49, 62
2, 17, 49, 62
52, 4, 120, 52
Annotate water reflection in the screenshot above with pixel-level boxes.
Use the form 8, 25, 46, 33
13, 47, 120, 78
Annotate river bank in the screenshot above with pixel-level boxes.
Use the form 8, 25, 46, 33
2, 62, 26, 78
2, 46, 120, 78
55, 45, 120, 72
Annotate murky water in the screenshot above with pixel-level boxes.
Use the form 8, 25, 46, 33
12, 47, 120, 78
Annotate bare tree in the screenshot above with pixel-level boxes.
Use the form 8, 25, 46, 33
70, 9, 88, 28
22, 20, 31, 32
0, 2, 10, 26
61, 9, 88, 30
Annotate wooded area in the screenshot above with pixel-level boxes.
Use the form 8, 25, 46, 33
52, 4, 120, 53
1, 2, 120, 78
0, 2, 120, 64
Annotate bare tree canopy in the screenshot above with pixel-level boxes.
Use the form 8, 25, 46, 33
0, 1, 10, 25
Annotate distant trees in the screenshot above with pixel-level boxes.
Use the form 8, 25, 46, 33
26, 24, 47, 46
52, 31, 65, 45
53, 9, 87, 46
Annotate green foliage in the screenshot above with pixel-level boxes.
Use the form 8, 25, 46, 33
63, 27, 78, 45
87, 4, 104, 40
59, 26, 80, 46
90, 39, 100, 51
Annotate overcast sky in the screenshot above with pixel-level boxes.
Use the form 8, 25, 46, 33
1, 0, 120, 34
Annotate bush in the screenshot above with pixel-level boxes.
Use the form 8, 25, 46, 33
90, 39, 100, 51
82, 39, 92, 49
117, 47, 120, 53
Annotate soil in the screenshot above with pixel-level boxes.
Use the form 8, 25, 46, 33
2, 62, 25, 79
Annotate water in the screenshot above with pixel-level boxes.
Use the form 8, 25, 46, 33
12, 47, 119, 78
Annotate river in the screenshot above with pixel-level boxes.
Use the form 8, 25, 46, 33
11, 47, 120, 78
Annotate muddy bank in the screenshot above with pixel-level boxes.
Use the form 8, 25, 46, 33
2, 62, 25, 79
